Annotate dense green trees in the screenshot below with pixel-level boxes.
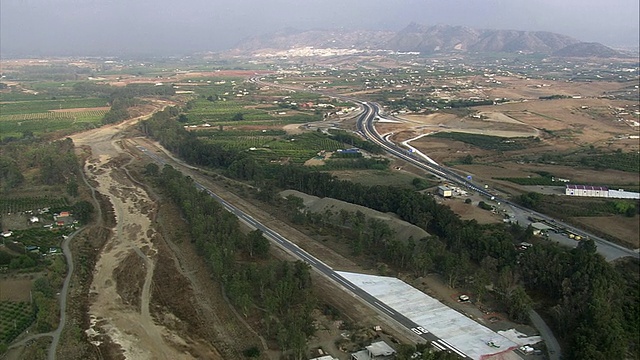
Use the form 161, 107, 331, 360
0, 137, 78, 188
328, 130, 383, 154
0, 156, 24, 191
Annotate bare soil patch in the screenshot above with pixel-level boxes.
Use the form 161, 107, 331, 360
113, 250, 145, 311
441, 197, 502, 224
283, 123, 304, 134
0, 277, 33, 301
485, 77, 632, 100
572, 215, 640, 248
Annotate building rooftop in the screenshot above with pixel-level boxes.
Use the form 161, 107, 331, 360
338, 271, 518, 360
566, 184, 608, 191
367, 341, 395, 357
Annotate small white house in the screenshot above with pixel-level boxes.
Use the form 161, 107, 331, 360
437, 186, 453, 198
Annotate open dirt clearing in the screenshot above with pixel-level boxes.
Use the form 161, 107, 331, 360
0, 277, 32, 301
572, 215, 640, 248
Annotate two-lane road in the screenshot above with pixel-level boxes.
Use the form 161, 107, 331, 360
134, 143, 472, 359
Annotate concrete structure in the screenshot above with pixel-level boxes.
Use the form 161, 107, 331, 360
608, 189, 640, 200
339, 271, 518, 360
565, 184, 640, 199
530, 222, 552, 236
310, 356, 339, 360
351, 341, 396, 360
565, 184, 608, 198
437, 186, 452, 198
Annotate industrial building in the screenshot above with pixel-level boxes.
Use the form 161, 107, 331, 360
565, 185, 640, 199
565, 184, 609, 197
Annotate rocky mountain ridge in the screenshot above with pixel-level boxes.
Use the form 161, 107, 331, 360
235, 23, 624, 58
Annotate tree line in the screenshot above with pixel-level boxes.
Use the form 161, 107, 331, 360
141, 107, 639, 359
149, 164, 315, 359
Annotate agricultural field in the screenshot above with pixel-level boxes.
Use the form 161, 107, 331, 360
202, 131, 347, 164
9, 228, 72, 251
0, 96, 110, 139
0, 197, 69, 215
0, 301, 35, 346
328, 169, 433, 189
0, 98, 108, 115
0, 109, 109, 139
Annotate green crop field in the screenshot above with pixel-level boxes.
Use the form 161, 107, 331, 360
0, 98, 108, 115
202, 131, 346, 164
0, 110, 108, 139
429, 132, 535, 151
0, 301, 35, 345
185, 99, 271, 122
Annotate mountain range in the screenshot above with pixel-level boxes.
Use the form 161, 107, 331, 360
235, 23, 625, 58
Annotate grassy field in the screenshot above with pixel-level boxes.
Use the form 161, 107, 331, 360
202, 131, 346, 164
0, 98, 107, 115
429, 132, 536, 151
329, 169, 430, 188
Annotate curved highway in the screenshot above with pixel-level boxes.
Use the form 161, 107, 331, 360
355, 101, 638, 261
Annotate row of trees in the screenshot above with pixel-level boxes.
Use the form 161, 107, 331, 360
150, 164, 315, 358
142, 107, 639, 359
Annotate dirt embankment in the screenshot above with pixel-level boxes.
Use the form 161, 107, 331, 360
281, 189, 429, 241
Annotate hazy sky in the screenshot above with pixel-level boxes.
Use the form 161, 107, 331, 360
1, 0, 638, 56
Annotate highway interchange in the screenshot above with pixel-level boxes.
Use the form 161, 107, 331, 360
355, 101, 639, 262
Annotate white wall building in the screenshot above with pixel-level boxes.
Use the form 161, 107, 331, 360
565, 184, 609, 198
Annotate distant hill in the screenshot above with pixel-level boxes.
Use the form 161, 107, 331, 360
386, 23, 579, 54
235, 28, 393, 52
553, 42, 623, 58
235, 23, 621, 58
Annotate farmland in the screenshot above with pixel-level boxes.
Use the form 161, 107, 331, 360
0, 301, 35, 345
0, 97, 110, 139
0, 98, 107, 115
0, 109, 109, 139
201, 131, 347, 164
0, 197, 69, 214
428, 132, 536, 151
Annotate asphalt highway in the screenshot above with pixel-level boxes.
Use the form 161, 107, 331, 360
134, 144, 471, 359
355, 102, 638, 261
